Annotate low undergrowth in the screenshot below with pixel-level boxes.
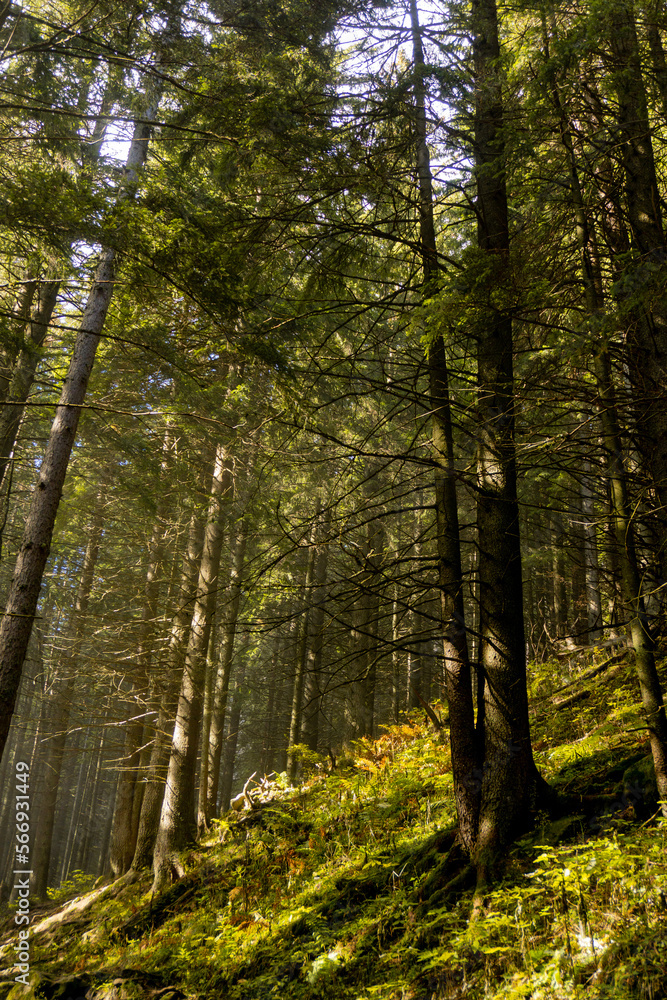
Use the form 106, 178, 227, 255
1, 648, 666, 1000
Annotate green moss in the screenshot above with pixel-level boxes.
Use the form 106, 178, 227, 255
4, 659, 667, 1000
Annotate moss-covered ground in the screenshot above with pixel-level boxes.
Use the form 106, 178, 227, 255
2, 648, 667, 1000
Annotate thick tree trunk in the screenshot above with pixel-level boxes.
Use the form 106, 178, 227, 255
547, 27, 667, 812
472, 0, 537, 876
605, 1, 667, 516
411, 0, 480, 850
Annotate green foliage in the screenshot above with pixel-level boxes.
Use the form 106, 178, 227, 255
7, 660, 667, 1000
45, 869, 96, 904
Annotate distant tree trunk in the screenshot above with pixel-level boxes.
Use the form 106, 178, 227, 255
109, 427, 173, 876
131, 513, 204, 872
219, 649, 248, 813
286, 521, 318, 779
407, 540, 424, 712
550, 513, 568, 639
61, 727, 94, 880
30, 503, 104, 899
205, 518, 247, 821
75, 734, 107, 873
263, 633, 290, 775
357, 519, 384, 739
580, 457, 602, 642
0, 96, 161, 764
302, 509, 331, 751
391, 594, 401, 723
152, 445, 232, 887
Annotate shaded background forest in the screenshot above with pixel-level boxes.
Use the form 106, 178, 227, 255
0, 0, 666, 899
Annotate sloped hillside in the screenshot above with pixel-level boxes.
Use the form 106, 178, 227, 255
1, 649, 667, 1000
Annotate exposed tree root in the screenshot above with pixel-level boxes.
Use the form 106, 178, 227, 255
413, 835, 476, 917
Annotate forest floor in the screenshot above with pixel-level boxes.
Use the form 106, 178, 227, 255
1, 648, 667, 1000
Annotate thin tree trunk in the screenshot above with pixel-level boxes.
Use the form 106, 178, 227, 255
30, 503, 104, 898
580, 457, 602, 642
286, 521, 318, 779
0, 279, 60, 496
152, 445, 232, 887
109, 426, 174, 875
205, 518, 247, 821
261, 651, 278, 774
219, 649, 248, 813
302, 509, 331, 751
0, 92, 161, 764
131, 513, 204, 871
0, 274, 37, 405
0, 63, 126, 557
391, 594, 401, 723
358, 519, 384, 739
646, 10, 667, 118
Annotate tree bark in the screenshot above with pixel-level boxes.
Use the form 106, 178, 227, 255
205, 518, 247, 820
219, 647, 249, 813
0, 277, 61, 494
152, 445, 232, 887
109, 426, 174, 875
0, 274, 37, 405
302, 508, 331, 751
646, 9, 667, 119
472, 0, 537, 877
286, 519, 318, 778
411, 0, 480, 851
605, 0, 667, 517
131, 513, 204, 871
0, 93, 161, 764
546, 21, 667, 812
30, 502, 104, 898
